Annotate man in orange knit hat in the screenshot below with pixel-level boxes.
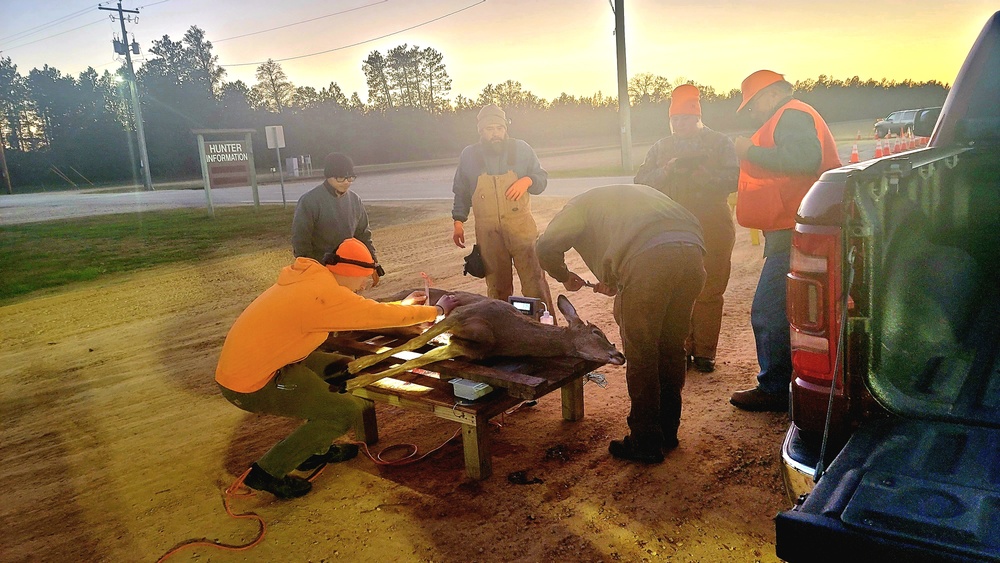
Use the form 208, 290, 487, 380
730, 70, 841, 412
450, 103, 554, 315
634, 84, 739, 375
216, 238, 459, 498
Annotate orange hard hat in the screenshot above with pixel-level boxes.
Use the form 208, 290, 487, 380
669, 84, 701, 117
737, 70, 784, 113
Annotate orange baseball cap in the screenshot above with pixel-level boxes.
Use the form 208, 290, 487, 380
669, 84, 702, 117
324, 238, 377, 277
737, 70, 784, 113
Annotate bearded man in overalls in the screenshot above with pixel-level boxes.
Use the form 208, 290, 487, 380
450, 104, 554, 314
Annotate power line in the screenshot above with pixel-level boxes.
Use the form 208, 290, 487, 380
0, 18, 107, 53
221, 0, 486, 68
0, 3, 102, 45
215, 0, 387, 43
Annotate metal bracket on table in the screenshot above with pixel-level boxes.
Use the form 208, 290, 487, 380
584, 372, 608, 388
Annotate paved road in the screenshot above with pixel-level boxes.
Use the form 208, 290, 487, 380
0, 163, 633, 225
0, 136, 881, 225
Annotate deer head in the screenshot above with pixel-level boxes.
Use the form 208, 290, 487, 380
557, 294, 625, 366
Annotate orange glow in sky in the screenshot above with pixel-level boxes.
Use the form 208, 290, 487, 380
2, 0, 997, 102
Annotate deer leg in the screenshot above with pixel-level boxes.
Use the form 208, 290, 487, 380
347, 319, 455, 375
346, 344, 463, 391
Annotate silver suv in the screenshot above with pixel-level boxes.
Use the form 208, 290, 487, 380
873, 107, 940, 138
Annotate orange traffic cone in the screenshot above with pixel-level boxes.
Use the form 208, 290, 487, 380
909, 131, 916, 149
874, 140, 883, 158
892, 136, 900, 154
849, 144, 860, 163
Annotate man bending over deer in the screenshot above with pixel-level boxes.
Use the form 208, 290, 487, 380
536, 184, 706, 464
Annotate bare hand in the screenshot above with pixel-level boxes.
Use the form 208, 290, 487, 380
400, 291, 426, 305
452, 221, 466, 248
734, 136, 753, 161
593, 282, 617, 297
435, 294, 461, 316
562, 272, 586, 291
662, 157, 679, 175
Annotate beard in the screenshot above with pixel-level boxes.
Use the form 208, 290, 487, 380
482, 137, 505, 155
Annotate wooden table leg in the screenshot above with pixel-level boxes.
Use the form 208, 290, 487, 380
461, 416, 492, 480
354, 397, 379, 445
561, 375, 585, 421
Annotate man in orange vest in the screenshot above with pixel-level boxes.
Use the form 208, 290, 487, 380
451, 104, 555, 316
216, 238, 459, 498
730, 70, 842, 412
634, 84, 739, 374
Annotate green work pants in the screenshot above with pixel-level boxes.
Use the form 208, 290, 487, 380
219, 350, 360, 478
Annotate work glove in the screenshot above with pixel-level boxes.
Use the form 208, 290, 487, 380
505, 176, 532, 201
452, 220, 466, 248
370, 270, 381, 287
593, 281, 617, 297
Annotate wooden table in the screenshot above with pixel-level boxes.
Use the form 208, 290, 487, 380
323, 330, 602, 479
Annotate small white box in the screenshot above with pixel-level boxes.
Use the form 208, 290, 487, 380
450, 378, 493, 400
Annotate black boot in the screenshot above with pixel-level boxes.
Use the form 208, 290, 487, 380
608, 435, 664, 464
296, 443, 360, 472
244, 463, 312, 499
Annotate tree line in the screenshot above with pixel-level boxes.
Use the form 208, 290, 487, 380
0, 25, 950, 191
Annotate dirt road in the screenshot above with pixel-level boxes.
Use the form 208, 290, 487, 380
0, 197, 787, 562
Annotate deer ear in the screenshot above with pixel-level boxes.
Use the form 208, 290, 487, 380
557, 294, 583, 326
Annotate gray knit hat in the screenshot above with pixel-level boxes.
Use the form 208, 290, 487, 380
477, 104, 507, 131
323, 153, 354, 179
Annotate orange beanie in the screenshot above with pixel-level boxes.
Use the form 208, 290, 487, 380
324, 238, 377, 277
669, 84, 701, 117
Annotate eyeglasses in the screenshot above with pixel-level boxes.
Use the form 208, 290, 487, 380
333, 175, 357, 182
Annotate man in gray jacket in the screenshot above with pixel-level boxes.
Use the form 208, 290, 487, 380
292, 153, 381, 286
537, 184, 706, 463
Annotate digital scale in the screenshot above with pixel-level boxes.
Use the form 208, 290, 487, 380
507, 295, 544, 321
450, 378, 494, 400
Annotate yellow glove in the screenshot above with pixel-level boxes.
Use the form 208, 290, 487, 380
505, 177, 532, 201
452, 220, 466, 248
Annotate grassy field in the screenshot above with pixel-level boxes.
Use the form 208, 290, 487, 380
0, 207, 296, 303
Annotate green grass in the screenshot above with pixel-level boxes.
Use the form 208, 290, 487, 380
0, 207, 296, 303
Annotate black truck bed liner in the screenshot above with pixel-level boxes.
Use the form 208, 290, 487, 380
777, 419, 1000, 562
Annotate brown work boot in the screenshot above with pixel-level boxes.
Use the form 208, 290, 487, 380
730, 387, 789, 413
609, 435, 664, 463
692, 357, 715, 373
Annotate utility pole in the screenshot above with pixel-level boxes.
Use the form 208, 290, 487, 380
0, 136, 11, 195
611, 0, 633, 173
99, 2, 154, 191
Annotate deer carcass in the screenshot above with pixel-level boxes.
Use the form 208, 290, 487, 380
345, 293, 624, 391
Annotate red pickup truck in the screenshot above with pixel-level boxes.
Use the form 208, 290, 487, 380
775, 10, 1000, 562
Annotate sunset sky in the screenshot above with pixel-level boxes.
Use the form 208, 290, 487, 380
2, 1, 997, 102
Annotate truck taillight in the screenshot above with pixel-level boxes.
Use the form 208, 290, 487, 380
787, 227, 842, 384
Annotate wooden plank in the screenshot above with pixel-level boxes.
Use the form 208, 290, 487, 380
561, 376, 585, 421
351, 385, 520, 423
354, 398, 378, 444
462, 417, 491, 480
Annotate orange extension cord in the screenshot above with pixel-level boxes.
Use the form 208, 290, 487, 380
155, 427, 464, 562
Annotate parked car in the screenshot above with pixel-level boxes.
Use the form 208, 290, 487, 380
873, 107, 941, 138
775, 10, 1000, 563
